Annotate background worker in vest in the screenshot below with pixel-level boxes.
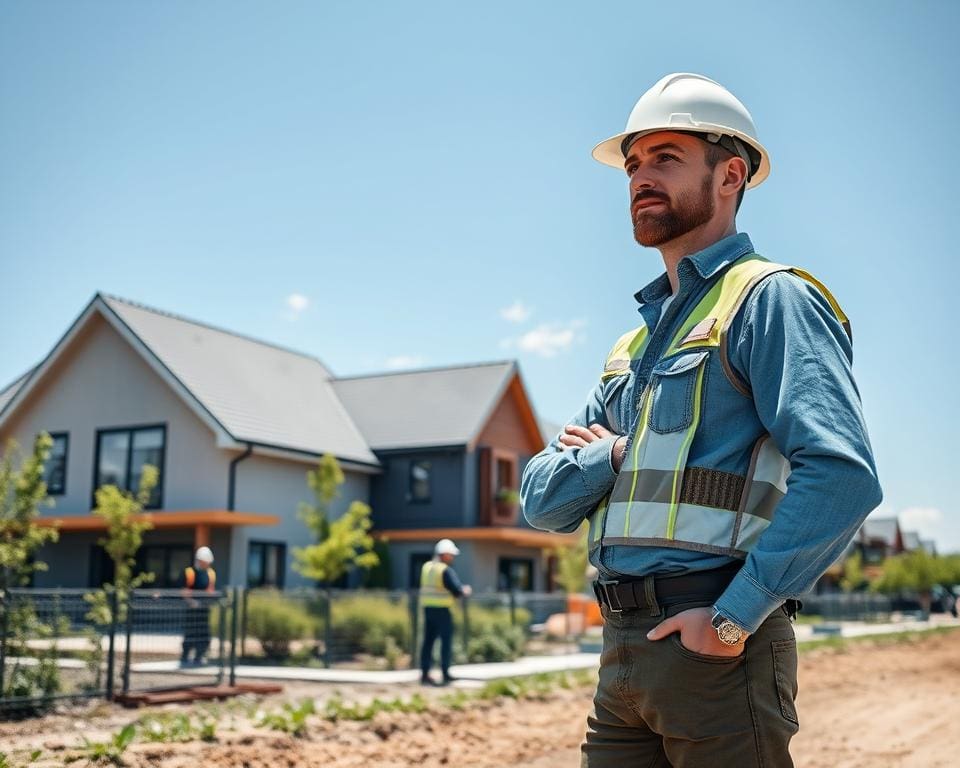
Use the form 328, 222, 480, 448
419, 538, 471, 686
181, 546, 216, 666
521, 73, 881, 767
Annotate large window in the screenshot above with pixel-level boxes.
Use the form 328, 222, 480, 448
94, 425, 165, 509
43, 432, 69, 496
409, 460, 432, 503
136, 545, 193, 588
498, 557, 534, 592
248, 541, 286, 588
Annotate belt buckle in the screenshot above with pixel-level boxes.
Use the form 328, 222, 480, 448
597, 580, 623, 613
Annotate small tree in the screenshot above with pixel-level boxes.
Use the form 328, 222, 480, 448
292, 454, 378, 586
552, 522, 590, 595
839, 551, 867, 593
0, 433, 62, 706
871, 549, 944, 615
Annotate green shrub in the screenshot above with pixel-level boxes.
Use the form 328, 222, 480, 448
466, 625, 526, 662
329, 594, 411, 657
245, 590, 315, 659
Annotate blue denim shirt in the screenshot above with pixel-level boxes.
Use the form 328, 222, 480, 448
520, 232, 883, 633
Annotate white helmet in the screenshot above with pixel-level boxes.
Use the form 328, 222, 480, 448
195, 546, 214, 564
592, 72, 770, 189
434, 538, 460, 557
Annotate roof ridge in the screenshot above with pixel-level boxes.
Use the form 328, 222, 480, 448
100, 293, 333, 372
333, 359, 516, 381
0, 364, 38, 396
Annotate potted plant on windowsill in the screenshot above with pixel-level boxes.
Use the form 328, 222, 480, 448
493, 488, 521, 524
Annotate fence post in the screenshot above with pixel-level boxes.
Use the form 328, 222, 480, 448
229, 588, 239, 687
509, 589, 517, 626
105, 588, 118, 702
462, 594, 471, 656
240, 587, 249, 659
323, 589, 333, 669
0, 591, 8, 696
408, 589, 419, 671
216, 593, 227, 685
122, 591, 134, 695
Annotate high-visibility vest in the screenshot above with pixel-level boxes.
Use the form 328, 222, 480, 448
588, 254, 849, 559
419, 560, 454, 608
184, 566, 216, 592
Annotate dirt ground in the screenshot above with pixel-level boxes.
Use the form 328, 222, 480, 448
2, 630, 958, 767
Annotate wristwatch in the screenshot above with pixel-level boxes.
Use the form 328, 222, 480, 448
710, 608, 746, 646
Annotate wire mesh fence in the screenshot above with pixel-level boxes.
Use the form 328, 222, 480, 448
1, 587, 240, 717
799, 592, 894, 622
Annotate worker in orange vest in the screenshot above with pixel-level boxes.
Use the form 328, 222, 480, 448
180, 546, 216, 666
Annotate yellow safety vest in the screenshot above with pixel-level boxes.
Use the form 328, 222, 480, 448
588, 254, 849, 558
419, 560, 454, 608
184, 566, 216, 591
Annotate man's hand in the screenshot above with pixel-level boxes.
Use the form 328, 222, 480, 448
461, 585, 473, 598
559, 424, 628, 472
646, 607, 748, 658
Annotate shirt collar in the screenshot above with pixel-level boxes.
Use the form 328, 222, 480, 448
634, 232, 755, 307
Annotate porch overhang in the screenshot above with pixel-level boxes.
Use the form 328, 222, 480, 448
373, 526, 578, 549
38, 509, 279, 531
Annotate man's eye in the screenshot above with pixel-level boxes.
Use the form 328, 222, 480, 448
626, 165, 637, 177
657, 153, 679, 163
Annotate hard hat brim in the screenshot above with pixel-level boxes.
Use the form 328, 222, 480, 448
591, 127, 770, 189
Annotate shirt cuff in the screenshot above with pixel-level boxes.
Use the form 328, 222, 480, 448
578, 436, 619, 494
712, 571, 784, 634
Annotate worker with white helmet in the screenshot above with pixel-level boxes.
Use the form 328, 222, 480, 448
418, 538, 471, 685
180, 546, 217, 666
521, 73, 881, 765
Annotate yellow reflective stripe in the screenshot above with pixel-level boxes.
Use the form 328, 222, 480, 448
602, 326, 649, 379
623, 388, 653, 537
790, 268, 851, 339
666, 363, 706, 539
592, 495, 609, 543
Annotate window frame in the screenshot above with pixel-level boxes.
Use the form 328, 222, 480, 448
247, 540, 287, 589
497, 556, 536, 592
408, 459, 433, 504
92, 423, 167, 510
44, 431, 69, 496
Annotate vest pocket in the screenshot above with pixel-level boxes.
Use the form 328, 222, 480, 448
648, 350, 709, 434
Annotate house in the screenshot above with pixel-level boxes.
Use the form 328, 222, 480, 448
0, 294, 570, 593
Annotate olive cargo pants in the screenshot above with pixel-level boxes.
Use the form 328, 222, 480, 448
581, 600, 799, 767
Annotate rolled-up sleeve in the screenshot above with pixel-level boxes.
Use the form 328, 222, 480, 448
713, 272, 883, 633
521, 380, 620, 534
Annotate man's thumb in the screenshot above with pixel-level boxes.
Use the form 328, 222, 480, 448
646, 617, 677, 641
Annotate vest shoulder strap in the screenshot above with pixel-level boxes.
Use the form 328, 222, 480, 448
207, 568, 216, 591
602, 325, 648, 380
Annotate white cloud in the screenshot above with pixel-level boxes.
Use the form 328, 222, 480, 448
384, 355, 425, 370
502, 320, 586, 358
899, 506, 943, 532
500, 300, 533, 324
284, 293, 310, 320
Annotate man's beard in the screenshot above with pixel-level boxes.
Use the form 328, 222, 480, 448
632, 173, 715, 247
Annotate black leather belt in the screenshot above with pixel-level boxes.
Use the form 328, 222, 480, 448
592, 563, 743, 613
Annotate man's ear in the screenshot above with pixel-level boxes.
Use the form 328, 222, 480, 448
720, 157, 748, 202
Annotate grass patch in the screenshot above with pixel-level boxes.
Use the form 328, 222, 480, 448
798, 624, 960, 653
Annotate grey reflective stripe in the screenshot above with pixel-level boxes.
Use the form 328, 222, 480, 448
601, 536, 748, 558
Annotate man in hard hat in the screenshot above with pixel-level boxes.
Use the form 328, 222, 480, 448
419, 538, 471, 686
521, 73, 881, 766
180, 546, 216, 666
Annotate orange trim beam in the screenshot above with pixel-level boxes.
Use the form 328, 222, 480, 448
36, 509, 279, 532
373, 527, 579, 549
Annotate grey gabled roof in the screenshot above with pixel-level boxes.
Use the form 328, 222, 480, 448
0, 369, 33, 416
901, 530, 921, 551
331, 361, 517, 450
99, 295, 378, 466
860, 517, 901, 547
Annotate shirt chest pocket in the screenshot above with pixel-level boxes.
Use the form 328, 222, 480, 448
648, 350, 710, 434
601, 371, 633, 435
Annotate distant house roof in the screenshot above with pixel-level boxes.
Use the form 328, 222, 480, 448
0, 294, 379, 467
332, 362, 518, 450
901, 530, 921, 551
860, 517, 902, 548
0, 369, 33, 416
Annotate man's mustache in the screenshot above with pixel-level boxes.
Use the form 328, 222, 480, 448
632, 191, 670, 206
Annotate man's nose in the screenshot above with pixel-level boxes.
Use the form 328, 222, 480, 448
629, 168, 656, 196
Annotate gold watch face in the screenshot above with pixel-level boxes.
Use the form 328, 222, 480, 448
716, 620, 743, 645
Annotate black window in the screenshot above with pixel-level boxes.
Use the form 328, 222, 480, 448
136, 545, 193, 588
409, 552, 433, 588
498, 557, 535, 591
409, 460, 432, 503
43, 432, 69, 496
94, 425, 165, 509
248, 541, 286, 588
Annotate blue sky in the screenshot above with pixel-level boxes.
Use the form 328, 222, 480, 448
2, 1, 958, 550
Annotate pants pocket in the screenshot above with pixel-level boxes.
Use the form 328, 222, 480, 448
771, 638, 799, 725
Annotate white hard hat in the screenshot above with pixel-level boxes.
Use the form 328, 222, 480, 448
592, 73, 770, 189
434, 538, 460, 557
195, 546, 214, 563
